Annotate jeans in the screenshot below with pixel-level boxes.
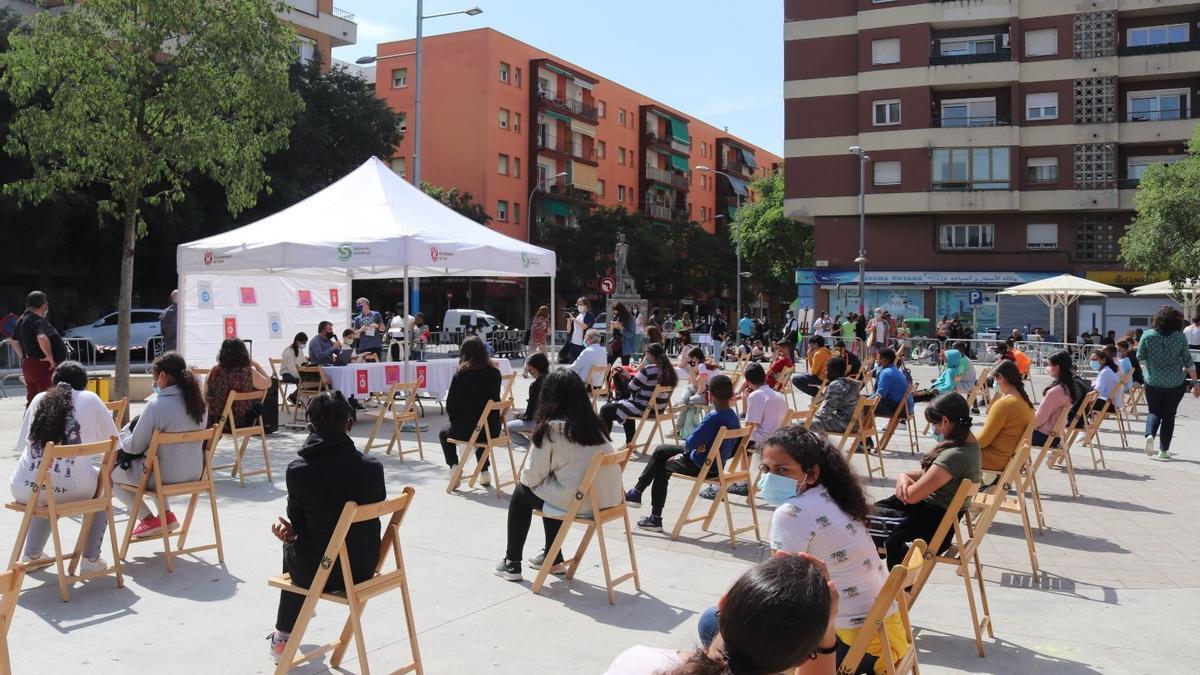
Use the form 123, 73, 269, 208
1031, 429, 1058, 449
439, 427, 490, 470
633, 444, 716, 517
23, 514, 107, 561
1145, 383, 1187, 451
508, 418, 534, 448
872, 495, 951, 570
505, 483, 565, 564
599, 403, 636, 443
792, 373, 822, 397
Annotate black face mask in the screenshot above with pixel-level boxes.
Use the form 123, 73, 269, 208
324, 331, 334, 340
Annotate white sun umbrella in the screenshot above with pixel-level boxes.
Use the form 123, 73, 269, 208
1132, 279, 1200, 319
998, 273, 1125, 338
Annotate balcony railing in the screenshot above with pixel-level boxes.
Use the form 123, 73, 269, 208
535, 91, 599, 123
930, 114, 1012, 128
1118, 40, 1200, 57
644, 204, 673, 220
930, 181, 1012, 191
331, 6, 356, 21
1118, 178, 1141, 189
929, 50, 1012, 66
536, 136, 597, 162
644, 166, 690, 190
1124, 108, 1195, 122
719, 155, 755, 175
546, 183, 597, 203
670, 138, 691, 155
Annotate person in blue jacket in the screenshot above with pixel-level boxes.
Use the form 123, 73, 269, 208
873, 347, 914, 419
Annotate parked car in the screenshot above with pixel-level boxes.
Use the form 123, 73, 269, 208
64, 309, 163, 350
442, 309, 505, 336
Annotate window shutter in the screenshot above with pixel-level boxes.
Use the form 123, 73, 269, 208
1024, 28, 1057, 57
872, 38, 901, 65
1026, 224, 1058, 249
1027, 93, 1058, 110
873, 161, 901, 186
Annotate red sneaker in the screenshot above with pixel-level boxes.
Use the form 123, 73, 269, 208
131, 514, 163, 537
165, 511, 181, 533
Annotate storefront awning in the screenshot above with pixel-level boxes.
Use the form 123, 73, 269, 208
725, 174, 749, 197
669, 154, 689, 172
542, 199, 571, 217
669, 117, 690, 144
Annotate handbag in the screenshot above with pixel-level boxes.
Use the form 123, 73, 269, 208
608, 334, 623, 360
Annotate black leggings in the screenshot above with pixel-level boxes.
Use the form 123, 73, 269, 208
872, 495, 951, 570
505, 483, 565, 563
1145, 383, 1187, 452
439, 427, 490, 470
599, 403, 637, 442
634, 444, 714, 517
276, 544, 366, 633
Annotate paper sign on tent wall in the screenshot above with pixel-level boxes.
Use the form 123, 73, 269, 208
330, 289, 340, 308
298, 290, 313, 307
385, 365, 400, 386
356, 369, 369, 395
240, 287, 257, 305
268, 312, 282, 339
197, 281, 214, 309
223, 316, 238, 339
415, 365, 427, 389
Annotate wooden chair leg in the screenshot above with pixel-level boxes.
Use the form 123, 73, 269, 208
46, 509, 71, 602
208, 484, 226, 562
445, 445, 469, 494
259, 431, 273, 482
385, 417, 400, 456
176, 493, 200, 551
1027, 470, 1047, 533
365, 409, 387, 453
670, 476, 707, 541
156, 491, 174, 573
592, 520, 618, 606
566, 524, 596, 580
1016, 490, 1040, 583
413, 422, 425, 461
971, 550, 994, 639
1061, 446, 1080, 499
8, 511, 32, 569
273, 590, 322, 675
622, 509, 641, 592
959, 556, 986, 658
68, 513, 91, 577
531, 516, 573, 595
104, 505, 125, 589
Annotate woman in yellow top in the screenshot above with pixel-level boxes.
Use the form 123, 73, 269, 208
978, 359, 1036, 472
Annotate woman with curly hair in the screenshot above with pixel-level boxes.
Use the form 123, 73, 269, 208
204, 337, 270, 428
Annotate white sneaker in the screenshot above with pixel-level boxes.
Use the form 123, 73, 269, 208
79, 556, 108, 575
1144, 436, 1156, 457
20, 552, 46, 565
479, 472, 492, 487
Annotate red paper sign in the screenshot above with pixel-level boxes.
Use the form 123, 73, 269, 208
298, 290, 313, 307
239, 287, 256, 305
385, 365, 400, 385
415, 365, 427, 389
356, 369, 369, 395
330, 288, 340, 308
223, 316, 238, 338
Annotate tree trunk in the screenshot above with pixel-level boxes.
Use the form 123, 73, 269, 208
115, 195, 137, 399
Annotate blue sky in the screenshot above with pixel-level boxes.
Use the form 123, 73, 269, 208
331, 0, 784, 155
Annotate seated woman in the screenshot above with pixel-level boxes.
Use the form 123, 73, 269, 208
508, 352, 549, 448
911, 348, 964, 403
9, 362, 117, 571
1032, 351, 1078, 448
1117, 339, 1143, 391
279, 332, 307, 405
604, 555, 837, 675
111, 352, 208, 537
439, 336, 502, 487
809, 357, 861, 435
495, 370, 622, 582
675, 347, 713, 428
764, 341, 794, 390
871, 393, 981, 569
832, 341, 861, 378
266, 392, 385, 663
204, 337, 271, 428
1090, 348, 1123, 412
599, 343, 678, 443
872, 347, 912, 420
951, 341, 977, 400
978, 359, 1037, 473
695, 426, 906, 672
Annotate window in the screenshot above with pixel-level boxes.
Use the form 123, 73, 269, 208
391, 67, 408, 88
939, 35, 997, 56
1026, 224, 1058, 250
618, 185, 626, 202
873, 161, 901, 186
1026, 157, 1058, 184
397, 111, 407, 133
497, 200, 508, 221
296, 37, 316, 65
618, 147, 626, 164
1026, 92, 1059, 121
498, 108, 510, 129
873, 100, 901, 126
597, 179, 606, 196
1128, 155, 1185, 180
513, 157, 521, 178
1025, 28, 1058, 57
871, 38, 900, 65
498, 154, 509, 175
1128, 24, 1189, 47
537, 77, 550, 95
597, 140, 606, 158
939, 97, 997, 127
598, 100, 606, 117
618, 109, 626, 125
939, 224, 995, 251
390, 156, 406, 177
499, 62, 510, 83
931, 147, 1010, 190
1128, 90, 1188, 122
514, 67, 521, 88
513, 112, 521, 132
700, 206, 708, 221
512, 203, 520, 225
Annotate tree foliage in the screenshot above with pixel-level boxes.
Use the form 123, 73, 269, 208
0, 0, 300, 395
732, 170, 813, 301
421, 183, 492, 225
1120, 127, 1200, 285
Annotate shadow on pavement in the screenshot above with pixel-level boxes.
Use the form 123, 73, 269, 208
998, 571, 1120, 605
18, 577, 139, 633
913, 630, 1102, 674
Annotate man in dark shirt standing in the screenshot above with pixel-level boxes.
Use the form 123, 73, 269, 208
160, 289, 179, 352
14, 290, 66, 405
351, 297, 385, 360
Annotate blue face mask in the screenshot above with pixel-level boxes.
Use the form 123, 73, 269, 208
1089, 361, 1101, 371
756, 472, 800, 507
356, 304, 365, 314
152, 385, 162, 396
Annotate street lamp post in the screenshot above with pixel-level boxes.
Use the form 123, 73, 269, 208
524, 171, 568, 325
849, 146, 870, 316
696, 166, 745, 322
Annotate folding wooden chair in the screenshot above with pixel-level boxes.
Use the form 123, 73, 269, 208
1079, 387, 1122, 470
1105, 370, 1134, 444
1030, 403, 1078, 500
532, 447, 640, 605
105, 397, 129, 427
363, 381, 423, 460
774, 365, 797, 409
293, 365, 329, 425
670, 425, 761, 547
119, 426, 225, 573
831, 396, 884, 479
781, 407, 817, 429
1060, 390, 1097, 460
445, 401, 519, 497
6, 437, 124, 602
876, 385, 917, 455
212, 389, 273, 486
268, 488, 423, 675
587, 364, 610, 411
500, 371, 517, 405
965, 366, 991, 412
630, 385, 674, 454
982, 439, 1042, 583
839, 540, 926, 675
268, 358, 296, 417
1124, 382, 1145, 421
0, 563, 26, 673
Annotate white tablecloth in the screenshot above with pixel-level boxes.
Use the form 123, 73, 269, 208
322, 359, 513, 400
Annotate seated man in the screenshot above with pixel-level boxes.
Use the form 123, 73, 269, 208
791, 335, 831, 398
568, 329, 607, 389
872, 347, 912, 420
624, 375, 740, 532
306, 321, 344, 366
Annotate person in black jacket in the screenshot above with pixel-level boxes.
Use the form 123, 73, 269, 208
508, 351, 548, 448
267, 391, 385, 663
440, 336, 502, 485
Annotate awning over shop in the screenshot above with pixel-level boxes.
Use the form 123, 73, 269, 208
669, 117, 690, 144
725, 173, 749, 197
669, 154, 689, 172
541, 198, 572, 217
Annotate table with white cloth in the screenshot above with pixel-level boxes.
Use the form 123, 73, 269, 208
321, 359, 514, 400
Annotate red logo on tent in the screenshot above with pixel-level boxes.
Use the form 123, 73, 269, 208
430, 247, 439, 262
223, 317, 237, 338
356, 369, 369, 395
415, 365, 427, 389
385, 365, 400, 385
298, 290, 312, 307
203, 251, 213, 266
329, 288, 339, 308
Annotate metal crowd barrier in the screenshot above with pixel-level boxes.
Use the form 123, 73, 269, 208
63, 337, 97, 366
144, 335, 164, 368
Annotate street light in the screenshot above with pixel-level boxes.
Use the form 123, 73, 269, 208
696, 165, 746, 323
848, 146, 870, 316
524, 171, 568, 324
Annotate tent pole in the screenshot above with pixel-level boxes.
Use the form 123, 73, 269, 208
549, 274, 556, 356
403, 267, 410, 369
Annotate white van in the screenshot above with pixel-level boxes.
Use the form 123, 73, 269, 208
443, 309, 505, 335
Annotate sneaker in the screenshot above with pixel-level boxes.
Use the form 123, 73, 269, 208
19, 552, 47, 566
637, 515, 664, 532
699, 486, 719, 500
727, 481, 749, 497
625, 488, 642, 508
131, 514, 165, 538
1154, 451, 1171, 461
266, 631, 288, 664
526, 550, 567, 575
165, 511, 181, 533
79, 556, 108, 575
1144, 436, 1156, 457
479, 472, 492, 487
494, 558, 522, 582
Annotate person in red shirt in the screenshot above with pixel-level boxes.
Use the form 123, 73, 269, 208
765, 341, 794, 390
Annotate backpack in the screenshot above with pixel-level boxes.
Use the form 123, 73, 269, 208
1066, 376, 1091, 428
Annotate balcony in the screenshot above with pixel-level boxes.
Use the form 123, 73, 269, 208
1118, 178, 1141, 189
1124, 108, 1196, 122
718, 154, 756, 177
930, 114, 1011, 128
644, 166, 690, 191
1118, 40, 1200, 57
536, 136, 597, 164
280, 2, 357, 47
929, 50, 1011, 66
670, 138, 691, 155
535, 91, 598, 124
930, 181, 1012, 192
644, 204, 673, 221
545, 183, 597, 204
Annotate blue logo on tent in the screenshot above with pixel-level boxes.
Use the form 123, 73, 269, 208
200, 291, 211, 303
271, 321, 280, 333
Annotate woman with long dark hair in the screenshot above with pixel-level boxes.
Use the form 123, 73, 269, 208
205, 337, 270, 428
1137, 305, 1200, 459
610, 302, 636, 366
279, 332, 308, 384
1089, 347, 1123, 413
871, 393, 980, 569
440, 336, 502, 485
1032, 351, 1078, 447
977, 359, 1036, 472
495, 370, 622, 581
599, 343, 678, 442
112, 351, 209, 537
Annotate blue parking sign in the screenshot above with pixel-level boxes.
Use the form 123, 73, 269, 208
968, 291, 984, 305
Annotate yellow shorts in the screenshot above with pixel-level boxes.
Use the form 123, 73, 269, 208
836, 612, 909, 674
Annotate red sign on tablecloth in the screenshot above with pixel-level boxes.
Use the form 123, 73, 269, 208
356, 369, 369, 395
384, 365, 400, 385
298, 290, 313, 307
239, 287, 256, 305
223, 316, 238, 338
330, 288, 340, 308
415, 365, 427, 389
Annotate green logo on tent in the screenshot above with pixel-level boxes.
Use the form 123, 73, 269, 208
337, 243, 352, 262
521, 253, 530, 269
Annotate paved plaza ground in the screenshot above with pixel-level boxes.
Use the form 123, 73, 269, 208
0, 361, 1197, 674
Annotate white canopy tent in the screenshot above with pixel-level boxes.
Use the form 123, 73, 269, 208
1132, 280, 1200, 320
175, 157, 556, 365
998, 273, 1125, 338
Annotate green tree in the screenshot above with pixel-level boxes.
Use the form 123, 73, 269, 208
0, 0, 300, 395
733, 170, 813, 303
1120, 128, 1200, 284
421, 183, 492, 225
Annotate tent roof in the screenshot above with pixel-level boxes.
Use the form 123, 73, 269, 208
997, 273, 1125, 297
177, 157, 555, 278
1131, 279, 1200, 296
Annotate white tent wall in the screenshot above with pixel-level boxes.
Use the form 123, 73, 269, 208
178, 270, 350, 366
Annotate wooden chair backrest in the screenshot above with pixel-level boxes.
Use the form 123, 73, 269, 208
25, 438, 119, 514
558, 448, 633, 523
500, 372, 517, 403
587, 364, 609, 391
919, 479, 981, 560
220, 388, 267, 433
296, 365, 327, 395
648, 384, 673, 415
268, 358, 282, 378
144, 426, 223, 487
966, 441, 1033, 558
105, 397, 129, 426
840, 540, 927, 675
695, 425, 755, 480
459, 400, 513, 446
385, 381, 421, 416
887, 384, 914, 426
316, 487, 417, 597
774, 366, 794, 393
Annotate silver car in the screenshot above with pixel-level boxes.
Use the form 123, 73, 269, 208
64, 309, 163, 350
